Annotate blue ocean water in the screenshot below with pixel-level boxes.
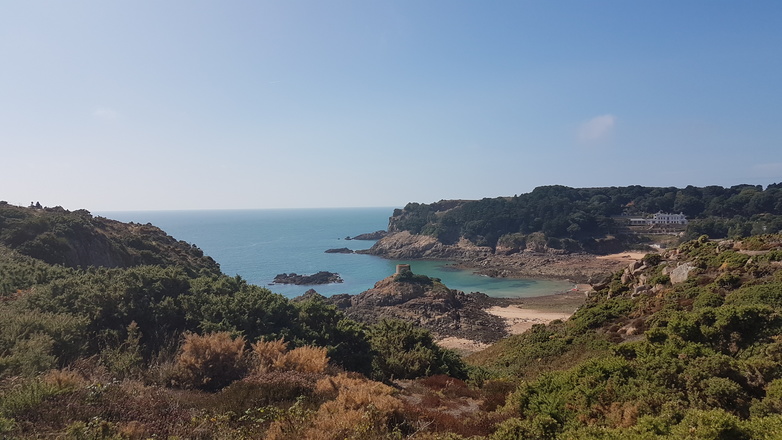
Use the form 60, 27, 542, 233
99, 208, 573, 298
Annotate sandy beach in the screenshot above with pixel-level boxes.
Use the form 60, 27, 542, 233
596, 252, 648, 262
436, 289, 588, 353
436, 253, 651, 354
485, 306, 574, 334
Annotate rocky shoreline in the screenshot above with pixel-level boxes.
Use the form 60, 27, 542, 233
345, 230, 388, 240
359, 231, 635, 284
328, 230, 648, 351
451, 252, 632, 284
304, 272, 589, 347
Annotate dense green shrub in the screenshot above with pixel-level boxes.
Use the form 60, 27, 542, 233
368, 320, 467, 381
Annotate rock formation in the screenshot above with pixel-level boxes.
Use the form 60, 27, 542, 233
324, 271, 508, 343
345, 230, 388, 240
325, 247, 354, 254
273, 271, 343, 285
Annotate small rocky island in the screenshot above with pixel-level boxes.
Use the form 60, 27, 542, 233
324, 247, 354, 254
273, 271, 343, 285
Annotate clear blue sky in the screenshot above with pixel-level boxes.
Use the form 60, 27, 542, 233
2, 1, 781, 211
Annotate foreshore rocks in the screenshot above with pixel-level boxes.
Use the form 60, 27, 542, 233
358, 231, 494, 260
273, 271, 343, 285
363, 232, 628, 284
345, 230, 388, 240
456, 253, 625, 284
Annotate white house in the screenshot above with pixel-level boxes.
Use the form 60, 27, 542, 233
629, 212, 688, 226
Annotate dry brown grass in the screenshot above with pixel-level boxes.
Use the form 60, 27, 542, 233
252, 337, 288, 372
273, 346, 329, 374
175, 332, 247, 390
253, 338, 329, 374
265, 373, 404, 440
42, 369, 85, 391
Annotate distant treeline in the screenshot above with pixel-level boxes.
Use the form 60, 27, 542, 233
389, 184, 782, 251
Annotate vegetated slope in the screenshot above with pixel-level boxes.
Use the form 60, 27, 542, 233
5, 199, 782, 439
0, 202, 220, 275
374, 183, 782, 256
0, 202, 472, 439
0, 201, 464, 379
465, 233, 782, 438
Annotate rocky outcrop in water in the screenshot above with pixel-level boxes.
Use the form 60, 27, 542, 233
273, 271, 343, 285
325, 247, 354, 254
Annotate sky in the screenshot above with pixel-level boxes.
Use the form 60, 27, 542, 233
2, 1, 781, 211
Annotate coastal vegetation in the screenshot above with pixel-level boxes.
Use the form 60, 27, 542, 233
3, 199, 782, 438
387, 184, 782, 253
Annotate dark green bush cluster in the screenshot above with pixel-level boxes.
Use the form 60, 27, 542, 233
368, 320, 467, 381
393, 270, 436, 285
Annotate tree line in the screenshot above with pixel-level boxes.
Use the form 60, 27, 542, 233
390, 184, 782, 252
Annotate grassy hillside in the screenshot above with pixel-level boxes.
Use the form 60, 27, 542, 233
0, 202, 220, 275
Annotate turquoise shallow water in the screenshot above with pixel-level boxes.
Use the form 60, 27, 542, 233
99, 208, 573, 298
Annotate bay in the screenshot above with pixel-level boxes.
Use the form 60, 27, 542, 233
99, 208, 573, 298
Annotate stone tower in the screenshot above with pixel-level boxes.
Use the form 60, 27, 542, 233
395, 264, 411, 275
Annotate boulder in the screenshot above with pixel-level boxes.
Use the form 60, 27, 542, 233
670, 263, 695, 285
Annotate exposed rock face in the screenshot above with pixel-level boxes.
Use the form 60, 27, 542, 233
454, 253, 626, 284
363, 232, 628, 283
326, 274, 508, 344
325, 247, 354, 254
345, 230, 388, 240
273, 271, 343, 285
362, 231, 494, 260
669, 263, 695, 284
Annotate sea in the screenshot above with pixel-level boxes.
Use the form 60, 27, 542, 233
99, 208, 573, 299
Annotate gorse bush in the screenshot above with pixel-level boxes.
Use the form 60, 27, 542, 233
368, 320, 467, 381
